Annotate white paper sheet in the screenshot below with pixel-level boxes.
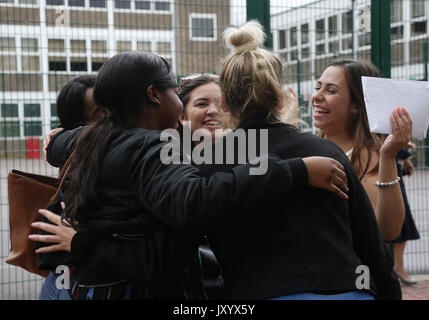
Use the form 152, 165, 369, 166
362, 76, 429, 139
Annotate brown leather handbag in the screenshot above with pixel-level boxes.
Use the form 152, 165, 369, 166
5, 153, 74, 277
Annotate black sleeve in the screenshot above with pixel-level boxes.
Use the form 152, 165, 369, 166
129, 133, 308, 231
346, 162, 401, 300
46, 127, 82, 168
71, 223, 202, 285
396, 147, 411, 160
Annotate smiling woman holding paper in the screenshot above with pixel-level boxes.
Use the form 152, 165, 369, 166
312, 59, 412, 240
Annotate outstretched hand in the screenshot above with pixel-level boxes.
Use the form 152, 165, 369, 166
28, 208, 76, 253
303, 156, 349, 200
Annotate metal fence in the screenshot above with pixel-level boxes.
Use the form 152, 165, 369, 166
0, 0, 428, 299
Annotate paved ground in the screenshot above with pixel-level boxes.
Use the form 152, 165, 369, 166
401, 275, 429, 300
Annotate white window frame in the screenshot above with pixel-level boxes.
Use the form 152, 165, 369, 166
189, 13, 217, 42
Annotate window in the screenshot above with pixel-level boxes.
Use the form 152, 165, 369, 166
391, 0, 403, 23
0, 37, 16, 71
279, 30, 287, 49
391, 25, 404, 40
115, 0, 131, 9
135, 0, 150, 10
358, 32, 371, 47
301, 23, 309, 45
301, 46, 310, 59
154, 1, 170, 11
411, 21, 427, 36
316, 43, 325, 55
21, 56, 39, 71
117, 41, 132, 52
91, 40, 107, 54
411, 0, 425, 18
89, 0, 106, 8
157, 41, 171, 54
21, 38, 40, 71
46, 0, 64, 5
51, 103, 60, 129
190, 14, 217, 41
91, 57, 107, 71
68, 0, 85, 6
329, 16, 337, 37
23, 103, 42, 137
137, 41, 151, 51
19, 0, 38, 3
342, 37, 353, 51
48, 39, 66, 72
316, 19, 325, 41
0, 104, 20, 138
70, 57, 87, 71
70, 40, 86, 54
290, 49, 298, 61
342, 10, 353, 34
392, 42, 404, 66
290, 27, 297, 47
329, 41, 339, 53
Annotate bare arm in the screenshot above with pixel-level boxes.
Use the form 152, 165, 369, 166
363, 107, 412, 240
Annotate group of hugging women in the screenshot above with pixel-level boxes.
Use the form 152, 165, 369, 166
28, 21, 414, 300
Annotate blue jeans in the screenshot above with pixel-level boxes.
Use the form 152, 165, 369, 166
39, 271, 72, 300
270, 291, 375, 300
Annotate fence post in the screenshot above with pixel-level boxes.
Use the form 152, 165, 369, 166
246, 0, 272, 49
371, 0, 391, 78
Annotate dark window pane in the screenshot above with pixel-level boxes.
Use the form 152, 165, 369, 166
49, 60, 66, 71
68, 0, 84, 6
279, 30, 286, 49
329, 16, 337, 36
155, 1, 170, 11
316, 19, 325, 41
316, 43, 325, 55
192, 18, 215, 38
301, 47, 310, 59
1, 104, 18, 117
342, 10, 353, 34
301, 23, 309, 44
290, 26, 297, 46
70, 61, 87, 71
411, 21, 427, 36
24, 121, 42, 136
391, 26, 404, 40
46, 0, 64, 5
135, 0, 150, 9
51, 103, 57, 117
51, 119, 60, 129
358, 32, 371, 47
89, 0, 106, 7
115, 0, 130, 9
92, 62, 104, 71
24, 104, 41, 117
0, 121, 20, 137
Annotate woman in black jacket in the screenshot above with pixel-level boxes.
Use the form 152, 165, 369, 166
31, 50, 348, 300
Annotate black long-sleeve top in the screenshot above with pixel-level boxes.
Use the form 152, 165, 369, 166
42, 126, 309, 293
61, 121, 400, 300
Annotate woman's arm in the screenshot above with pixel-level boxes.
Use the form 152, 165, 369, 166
346, 162, 401, 300
361, 108, 412, 240
46, 127, 82, 168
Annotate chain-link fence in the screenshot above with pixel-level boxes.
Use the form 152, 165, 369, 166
1, 0, 428, 299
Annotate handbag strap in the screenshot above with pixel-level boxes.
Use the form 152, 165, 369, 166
49, 150, 76, 203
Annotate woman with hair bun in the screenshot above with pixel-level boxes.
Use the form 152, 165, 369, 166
194, 20, 400, 300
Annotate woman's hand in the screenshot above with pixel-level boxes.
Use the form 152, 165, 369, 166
303, 156, 349, 200
43, 127, 64, 160
280, 87, 299, 127
380, 107, 413, 159
403, 158, 414, 176
28, 209, 76, 253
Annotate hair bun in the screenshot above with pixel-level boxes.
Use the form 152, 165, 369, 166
224, 20, 266, 54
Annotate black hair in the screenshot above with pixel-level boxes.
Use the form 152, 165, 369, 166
56, 75, 96, 130
64, 51, 177, 229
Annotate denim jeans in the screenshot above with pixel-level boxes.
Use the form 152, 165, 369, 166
39, 271, 72, 300
270, 291, 375, 300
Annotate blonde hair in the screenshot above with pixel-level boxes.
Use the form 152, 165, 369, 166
220, 20, 284, 124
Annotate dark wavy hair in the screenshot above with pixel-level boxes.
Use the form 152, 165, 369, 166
325, 59, 384, 179
56, 75, 96, 130
64, 51, 177, 229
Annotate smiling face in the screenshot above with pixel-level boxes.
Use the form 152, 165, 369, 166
311, 65, 355, 137
180, 82, 223, 142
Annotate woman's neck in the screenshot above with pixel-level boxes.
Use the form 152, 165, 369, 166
324, 132, 354, 154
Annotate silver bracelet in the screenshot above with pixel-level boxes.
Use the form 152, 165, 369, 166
375, 176, 401, 188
